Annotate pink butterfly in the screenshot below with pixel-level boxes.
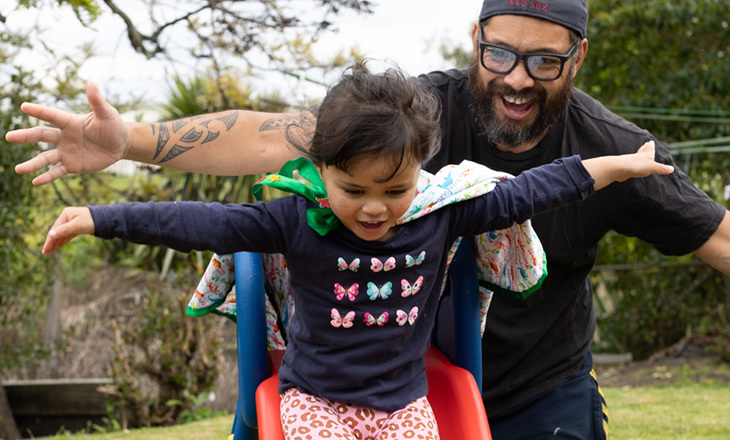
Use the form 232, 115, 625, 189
334, 283, 359, 301
337, 257, 360, 272
371, 257, 396, 272
363, 312, 389, 327
331, 308, 355, 328
401, 276, 424, 297
396, 307, 419, 326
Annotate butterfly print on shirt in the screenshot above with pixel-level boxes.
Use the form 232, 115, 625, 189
371, 257, 396, 272
401, 276, 424, 297
334, 283, 359, 301
331, 308, 355, 328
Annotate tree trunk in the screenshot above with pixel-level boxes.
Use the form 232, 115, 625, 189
0, 379, 21, 440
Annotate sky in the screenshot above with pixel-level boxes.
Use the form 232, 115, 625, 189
8, 0, 483, 109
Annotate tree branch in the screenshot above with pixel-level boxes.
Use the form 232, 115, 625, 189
98, 0, 373, 67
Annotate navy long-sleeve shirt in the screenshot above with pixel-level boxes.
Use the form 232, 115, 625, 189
90, 155, 593, 411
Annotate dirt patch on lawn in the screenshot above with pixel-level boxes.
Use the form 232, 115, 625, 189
594, 344, 730, 388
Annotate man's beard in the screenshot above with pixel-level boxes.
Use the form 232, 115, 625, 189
467, 58, 574, 151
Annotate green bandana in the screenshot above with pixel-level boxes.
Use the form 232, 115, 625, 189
252, 157, 339, 236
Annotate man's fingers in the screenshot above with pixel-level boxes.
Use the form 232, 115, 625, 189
20, 102, 72, 129
32, 164, 68, 186
5, 125, 61, 145
15, 149, 60, 174
15, 149, 68, 186
86, 81, 116, 120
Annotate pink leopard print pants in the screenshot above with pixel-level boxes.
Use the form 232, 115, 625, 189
280, 388, 440, 440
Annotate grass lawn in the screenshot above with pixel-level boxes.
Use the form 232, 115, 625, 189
598, 359, 730, 440
604, 384, 730, 439
45, 415, 234, 440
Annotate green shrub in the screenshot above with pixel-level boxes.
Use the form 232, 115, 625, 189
102, 289, 223, 428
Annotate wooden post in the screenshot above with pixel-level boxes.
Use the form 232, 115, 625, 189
43, 252, 64, 378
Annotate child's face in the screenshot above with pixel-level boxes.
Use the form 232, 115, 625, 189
319, 156, 421, 241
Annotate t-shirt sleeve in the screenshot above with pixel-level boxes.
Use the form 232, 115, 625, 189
89, 197, 297, 255
611, 144, 726, 255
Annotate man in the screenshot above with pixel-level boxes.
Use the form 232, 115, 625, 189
8, 1, 730, 438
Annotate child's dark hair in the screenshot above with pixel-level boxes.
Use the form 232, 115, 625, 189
290, 61, 442, 181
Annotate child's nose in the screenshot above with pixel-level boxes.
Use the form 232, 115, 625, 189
361, 198, 387, 215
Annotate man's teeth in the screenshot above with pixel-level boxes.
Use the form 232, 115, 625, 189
504, 95, 530, 105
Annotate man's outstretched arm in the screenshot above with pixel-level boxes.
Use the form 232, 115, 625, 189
693, 210, 730, 275
6, 81, 313, 185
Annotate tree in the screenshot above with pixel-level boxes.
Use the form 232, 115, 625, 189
1, 1, 100, 381
99, 0, 372, 65
576, 0, 730, 360
8, 0, 371, 76
1, 1, 367, 429
577, 0, 730, 142
0, 19, 56, 439
438, 37, 471, 69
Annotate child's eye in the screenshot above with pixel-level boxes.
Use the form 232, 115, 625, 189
343, 189, 363, 195
387, 190, 407, 196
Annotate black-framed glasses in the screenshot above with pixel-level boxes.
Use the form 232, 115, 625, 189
477, 28, 579, 81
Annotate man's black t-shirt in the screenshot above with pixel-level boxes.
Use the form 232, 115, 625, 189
419, 68, 726, 416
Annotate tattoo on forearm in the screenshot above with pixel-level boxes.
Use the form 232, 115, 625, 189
259, 115, 314, 132
154, 111, 240, 164
202, 131, 220, 144
180, 128, 203, 143
154, 123, 170, 160
172, 120, 187, 133
160, 144, 194, 163
217, 112, 238, 130
198, 120, 221, 143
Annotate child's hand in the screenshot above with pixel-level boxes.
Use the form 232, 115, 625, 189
584, 141, 675, 191
615, 141, 674, 182
42, 207, 95, 255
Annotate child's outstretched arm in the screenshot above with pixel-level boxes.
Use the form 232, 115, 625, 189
42, 207, 95, 255
583, 141, 674, 191
42, 200, 291, 257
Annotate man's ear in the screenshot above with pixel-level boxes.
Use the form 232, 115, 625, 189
471, 23, 481, 59
571, 38, 589, 78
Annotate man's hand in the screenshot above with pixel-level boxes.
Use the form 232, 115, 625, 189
6, 81, 130, 186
